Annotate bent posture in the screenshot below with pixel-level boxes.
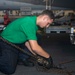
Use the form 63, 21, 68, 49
0, 10, 54, 74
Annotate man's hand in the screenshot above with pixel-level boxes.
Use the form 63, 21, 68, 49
44, 56, 53, 69
37, 56, 53, 69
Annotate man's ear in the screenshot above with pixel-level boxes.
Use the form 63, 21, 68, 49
43, 16, 48, 21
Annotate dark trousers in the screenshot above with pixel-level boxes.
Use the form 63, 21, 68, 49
0, 40, 30, 74
16, 43, 31, 60
0, 35, 42, 74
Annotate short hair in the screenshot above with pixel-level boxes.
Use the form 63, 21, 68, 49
40, 10, 55, 20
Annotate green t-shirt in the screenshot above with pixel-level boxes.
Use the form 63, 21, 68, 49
1, 16, 38, 43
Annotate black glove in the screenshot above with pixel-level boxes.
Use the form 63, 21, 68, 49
44, 56, 53, 69
37, 56, 53, 69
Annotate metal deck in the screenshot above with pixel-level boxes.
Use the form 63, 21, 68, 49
0, 33, 75, 75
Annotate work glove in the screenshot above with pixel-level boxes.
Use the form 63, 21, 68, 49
45, 56, 53, 69
37, 56, 53, 69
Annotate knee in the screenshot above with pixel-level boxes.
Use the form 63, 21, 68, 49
0, 65, 16, 74
5, 67, 16, 74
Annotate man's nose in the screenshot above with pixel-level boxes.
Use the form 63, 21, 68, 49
46, 24, 49, 28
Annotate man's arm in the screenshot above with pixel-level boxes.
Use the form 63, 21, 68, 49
25, 40, 53, 69
28, 40, 50, 58
25, 41, 36, 55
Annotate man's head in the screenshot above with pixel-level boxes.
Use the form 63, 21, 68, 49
37, 10, 54, 28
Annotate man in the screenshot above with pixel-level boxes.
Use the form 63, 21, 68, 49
0, 10, 54, 74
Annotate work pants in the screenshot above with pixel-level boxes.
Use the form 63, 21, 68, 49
0, 39, 30, 74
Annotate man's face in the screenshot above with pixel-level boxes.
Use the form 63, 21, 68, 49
39, 15, 53, 28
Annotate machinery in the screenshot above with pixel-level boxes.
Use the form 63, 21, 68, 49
0, 25, 5, 31
70, 27, 75, 44
45, 25, 75, 45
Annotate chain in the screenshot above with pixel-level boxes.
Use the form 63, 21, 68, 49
0, 37, 75, 75
35, 61, 75, 75
0, 37, 36, 58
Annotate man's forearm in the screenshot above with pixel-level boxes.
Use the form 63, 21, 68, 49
32, 44, 50, 58
25, 41, 36, 55
27, 40, 50, 58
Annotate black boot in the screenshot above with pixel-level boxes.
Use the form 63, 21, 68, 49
18, 59, 34, 67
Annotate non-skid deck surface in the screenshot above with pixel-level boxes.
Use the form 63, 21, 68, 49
0, 33, 75, 75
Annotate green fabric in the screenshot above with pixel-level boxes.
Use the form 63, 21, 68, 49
1, 16, 38, 43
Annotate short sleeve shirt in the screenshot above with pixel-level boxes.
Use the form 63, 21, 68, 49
1, 16, 38, 43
